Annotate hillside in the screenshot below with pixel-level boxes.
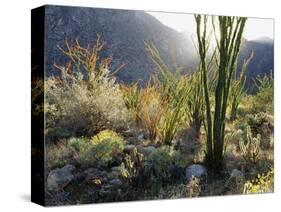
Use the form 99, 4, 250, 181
44, 5, 273, 85
45, 5, 197, 85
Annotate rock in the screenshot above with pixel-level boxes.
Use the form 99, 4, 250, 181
124, 144, 136, 153
230, 169, 244, 179
225, 169, 245, 192
84, 168, 101, 177
109, 178, 122, 186
73, 172, 87, 184
185, 164, 207, 182
47, 164, 76, 191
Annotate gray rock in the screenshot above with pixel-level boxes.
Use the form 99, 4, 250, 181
225, 169, 245, 192
47, 164, 76, 191
84, 168, 101, 177
230, 169, 244, 179
185, 164, 207, 181
73, 172, 87, 183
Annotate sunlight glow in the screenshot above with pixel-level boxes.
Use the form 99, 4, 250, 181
147, 11, 274, 41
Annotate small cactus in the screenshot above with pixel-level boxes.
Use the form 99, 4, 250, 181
239, 126, 261, 163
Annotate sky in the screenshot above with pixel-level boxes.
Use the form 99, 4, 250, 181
147, 11, 274, 41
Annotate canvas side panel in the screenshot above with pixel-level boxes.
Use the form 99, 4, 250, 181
31, 6, 45, 206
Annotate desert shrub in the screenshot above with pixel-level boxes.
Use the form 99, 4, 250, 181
157, 77, 189, 145
120, 82, 141, 125
239, 126, 261, 163
46, 140, 74, 171
185, 71, 204, 134
147, 184, 187, 200
46, 137, 95, 169
228, 54, 253, 120
138, 85, 167, 140
145, 43, 190, 145
186, 176, 201, 197
249, 73, 274, 114
66, 137, 95, 164
145, 146, 185, 182
90, 130, 125, 167
246, 112, 273, 135
48, 131, 126, 167
243, 169, 274, 194
45, 37, 131, 140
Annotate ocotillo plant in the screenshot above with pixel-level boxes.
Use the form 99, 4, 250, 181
145, 42, 190, 145
195, 15, 247, 170
120, 82, 142, 126
228, 53, 253, 121
186, 70, 204, 136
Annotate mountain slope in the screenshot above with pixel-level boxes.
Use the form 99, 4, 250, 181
44, 5, 273, 85
44, 5, 196, 85
238, 38, 274, 87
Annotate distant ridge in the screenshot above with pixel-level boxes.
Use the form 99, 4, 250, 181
43, 5, 273, 85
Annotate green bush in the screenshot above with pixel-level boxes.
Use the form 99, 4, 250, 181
47, 131, 125, 168
157, 77, 189, 145
90, 130, 126, 167
138, 85, 167, 140
249, 73, 273, 115
145, 146, 185, 182
246, 112, 273, 134
120, 82, 142, 126
46, 137, 93, 169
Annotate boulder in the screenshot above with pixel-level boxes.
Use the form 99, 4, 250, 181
47, 164, 76, 191
225, 169, 245, 192
185, 164, 207, 182
230, 169, 244, 179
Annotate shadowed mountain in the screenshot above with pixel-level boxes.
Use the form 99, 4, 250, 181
44, 5, 197, 85
238, 37, 274, 89
44, 5, 273, 85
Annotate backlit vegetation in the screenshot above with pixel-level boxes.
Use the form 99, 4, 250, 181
44, 18, 274, 205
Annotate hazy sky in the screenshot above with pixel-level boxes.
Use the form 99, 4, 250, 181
147, 12, 274, 41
